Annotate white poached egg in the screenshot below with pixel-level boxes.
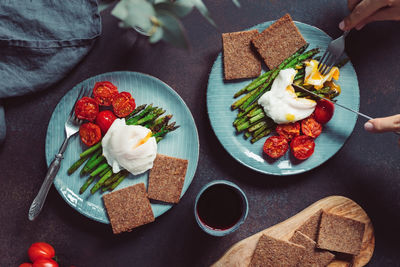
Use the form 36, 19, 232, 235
102, 119, 157, 175
258, 68, 316, 124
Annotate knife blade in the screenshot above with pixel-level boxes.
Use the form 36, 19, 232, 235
292, 83, 373, 120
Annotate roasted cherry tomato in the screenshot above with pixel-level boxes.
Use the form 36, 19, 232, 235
301, 117, 322, 138
32, 259, 59, 267
19, 263, 33, 267
28, 242, 55, 263
74, 97, 99, 122
276, 122, 300, 141
112, 91, 136, 118
263, 135, 289, 159
291, 135, 315, 160
314, 99, 335, 124
79, 122, 101, 146
95, 110, 117, 134
92, 81, 119, 106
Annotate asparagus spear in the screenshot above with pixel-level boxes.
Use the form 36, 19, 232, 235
80, 149, 102, 175
80, 142, 102, 158
125, 104, 147, 120
89, 163, 109, 177
125, 104, 154, 125
90, 169, 113, 194
67, 155, 89, 175
251, 128, 272, 143
79, 176, 96, 194
81, 155, 106, 176
109, 173, 128, 191
136, 108, 165, 125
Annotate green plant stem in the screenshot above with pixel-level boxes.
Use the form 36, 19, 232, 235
90, 163, 110, 177
80, 149, 102, 175
249, 112, 265, 124
83, 156, 106, 175
79, 176, 96, 194
248, 120, 267, 133
251, 128, 272, 143
90, 169, 113, 194
68, 156, 89, 175
126, 104, 147, 120
136, 108, 165, 125
109, 174, 127, 191
79, 142, 102, 158
125, 104, 154, 125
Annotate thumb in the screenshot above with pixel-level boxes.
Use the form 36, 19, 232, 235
364, 114, 400, 133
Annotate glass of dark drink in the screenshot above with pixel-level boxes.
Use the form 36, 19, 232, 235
194, 180, 249, 236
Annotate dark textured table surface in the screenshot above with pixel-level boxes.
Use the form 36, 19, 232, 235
2, 1, 400, 266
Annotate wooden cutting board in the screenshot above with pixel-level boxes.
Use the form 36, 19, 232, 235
212, 196, 374, 267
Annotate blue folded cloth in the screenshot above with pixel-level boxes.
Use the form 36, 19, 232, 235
0, 1, 101, 144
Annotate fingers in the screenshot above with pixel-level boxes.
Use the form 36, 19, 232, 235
340, 0, 389, 30
364, 114, 400, 133
348, 0, 362, 11
359, 5, 400, 25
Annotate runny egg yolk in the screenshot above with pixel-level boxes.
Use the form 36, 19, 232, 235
134, 131, 152, 149
304, 60, 340, 89
285, 114, 295, 121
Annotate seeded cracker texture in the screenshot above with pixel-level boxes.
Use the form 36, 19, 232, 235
103, 183, 155, 234
289, 231, 335, 267
249, 234, 305, 267
147, 154, 188, 204
296, 209, 323, 241
251, 13, 307, 69
317, 211, 365, 255
222, 30, 261, 80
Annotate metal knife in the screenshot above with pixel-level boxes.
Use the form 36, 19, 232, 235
292, 84, 400, 136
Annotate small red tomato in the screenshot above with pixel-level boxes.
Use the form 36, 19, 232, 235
276, 122, 300, 141
28, 242, 55, 263
314, 99, 335, 124
32, 259, 59, 267
74, 97, 99, 122
19, 263, 33, 267
93, 81, 119, 106
112, 91, 136, 118
301, 117, 322, 138
95, 110, 117, 134
291, 135, 315, 160
79, 122, 102, 146
263, 135, 289, 159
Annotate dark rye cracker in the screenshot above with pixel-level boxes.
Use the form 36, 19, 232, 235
295, 209, 323, 241
147, 154, 188, 204
252, 13, 307, 69
249, 234, 305, 267
222, 30, 261, 80
289, 231, 335, 267
317, 211, 365, 255
103, 183, 155, 234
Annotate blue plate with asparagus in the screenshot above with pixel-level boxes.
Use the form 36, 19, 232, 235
46, 71, 199, 223
207, 20, 359, 176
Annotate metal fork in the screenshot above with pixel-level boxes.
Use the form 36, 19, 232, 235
28, 86, 88, 221
318, 30, 350, 75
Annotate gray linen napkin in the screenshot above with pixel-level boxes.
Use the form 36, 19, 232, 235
0, 1, 101, 144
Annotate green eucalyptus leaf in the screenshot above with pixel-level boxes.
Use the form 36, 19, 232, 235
155, 1, 194, 18
232, 0, 241, 7
156, 10, 188, 49
112, 0, 156, 33
98, 0, 117, 12
190, 0, 216, 27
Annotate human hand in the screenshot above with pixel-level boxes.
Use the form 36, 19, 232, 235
364, 114, 400, 145
339, 0, 400, 31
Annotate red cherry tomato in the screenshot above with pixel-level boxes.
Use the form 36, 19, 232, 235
276, 122, 300, 141
28, 242, 55, 263
79, 122, 102, 146
92, 81, 119, 106
95, 110, 117, 134
301, 117, 322, 138
32, 259, 59, 267
291, 135, 315, 160
314, 99, 335, 124
74, 97, 99, 122
19, 263, 33, 267
263, 135, 289, 159
112, 91, 136, 118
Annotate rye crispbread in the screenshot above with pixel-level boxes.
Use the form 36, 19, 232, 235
222, 30, 261, 80
249, 234, 305, 267
251, 13, 307, 69
296, 209, 323, 241
147, 154, 188, 204
103, 183, 155, 234
289, 231, 335, 267
317, 211, 365, 255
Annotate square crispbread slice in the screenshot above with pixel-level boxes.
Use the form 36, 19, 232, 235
289, 231, 335, 267
103, 183, 155, 234
317, 211, 365, 255
249, 234, 305, 267
222, 29, 261, 80
147, 154, 188, 204
295, 209, 323, 241
251, 13, 307, 69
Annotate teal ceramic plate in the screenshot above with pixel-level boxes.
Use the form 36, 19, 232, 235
207, 21, 359, 176
46, 71, 199, 223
